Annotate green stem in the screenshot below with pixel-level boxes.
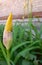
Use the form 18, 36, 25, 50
0, 41, 10, 65
7, 50, 10, 65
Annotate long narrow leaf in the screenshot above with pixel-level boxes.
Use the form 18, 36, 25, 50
14, 46, 40, 64
11, 41, 31, 55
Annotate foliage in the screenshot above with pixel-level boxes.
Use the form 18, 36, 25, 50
0, 20, 42, 65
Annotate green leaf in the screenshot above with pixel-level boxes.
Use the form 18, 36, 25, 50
10, 60, 15, 65
0, 41, 7, 60
0, 61, 7, 65
39, 60, 42, 64
0, 41, 8, 64
14, 46, 39, 64
21, 52, 37, 61
22, 60, 33, 65
11, 41, 31, 55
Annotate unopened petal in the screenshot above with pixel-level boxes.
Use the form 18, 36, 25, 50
3, 31, 12, 50
5, 13, 12, 32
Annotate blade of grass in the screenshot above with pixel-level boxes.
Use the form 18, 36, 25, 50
28, 40, 40, 48
0, 42, 9, 65
11, 41, 31, 55
0, 41, 7, 61
14, 46, 40, 64
0, 41, 10, 65
31, 24, 40, 39
11, 40, 39, 55
28, 18, 33, 42
14, 40, 40, 63
18, 25, 25, 42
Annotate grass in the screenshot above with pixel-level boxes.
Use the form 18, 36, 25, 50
0, 20, 42, 65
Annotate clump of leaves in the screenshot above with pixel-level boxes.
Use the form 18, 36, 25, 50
0, 20, 42, 65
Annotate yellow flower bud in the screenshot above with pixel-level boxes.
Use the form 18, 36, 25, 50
3, 13, 13, 50
5, 13, 12, 32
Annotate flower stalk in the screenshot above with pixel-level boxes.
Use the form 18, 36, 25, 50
3, 13, 13, 65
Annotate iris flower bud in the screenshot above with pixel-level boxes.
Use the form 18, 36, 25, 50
3, 13, 13, 50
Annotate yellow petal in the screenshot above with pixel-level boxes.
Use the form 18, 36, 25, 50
5, 13, 12, 32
